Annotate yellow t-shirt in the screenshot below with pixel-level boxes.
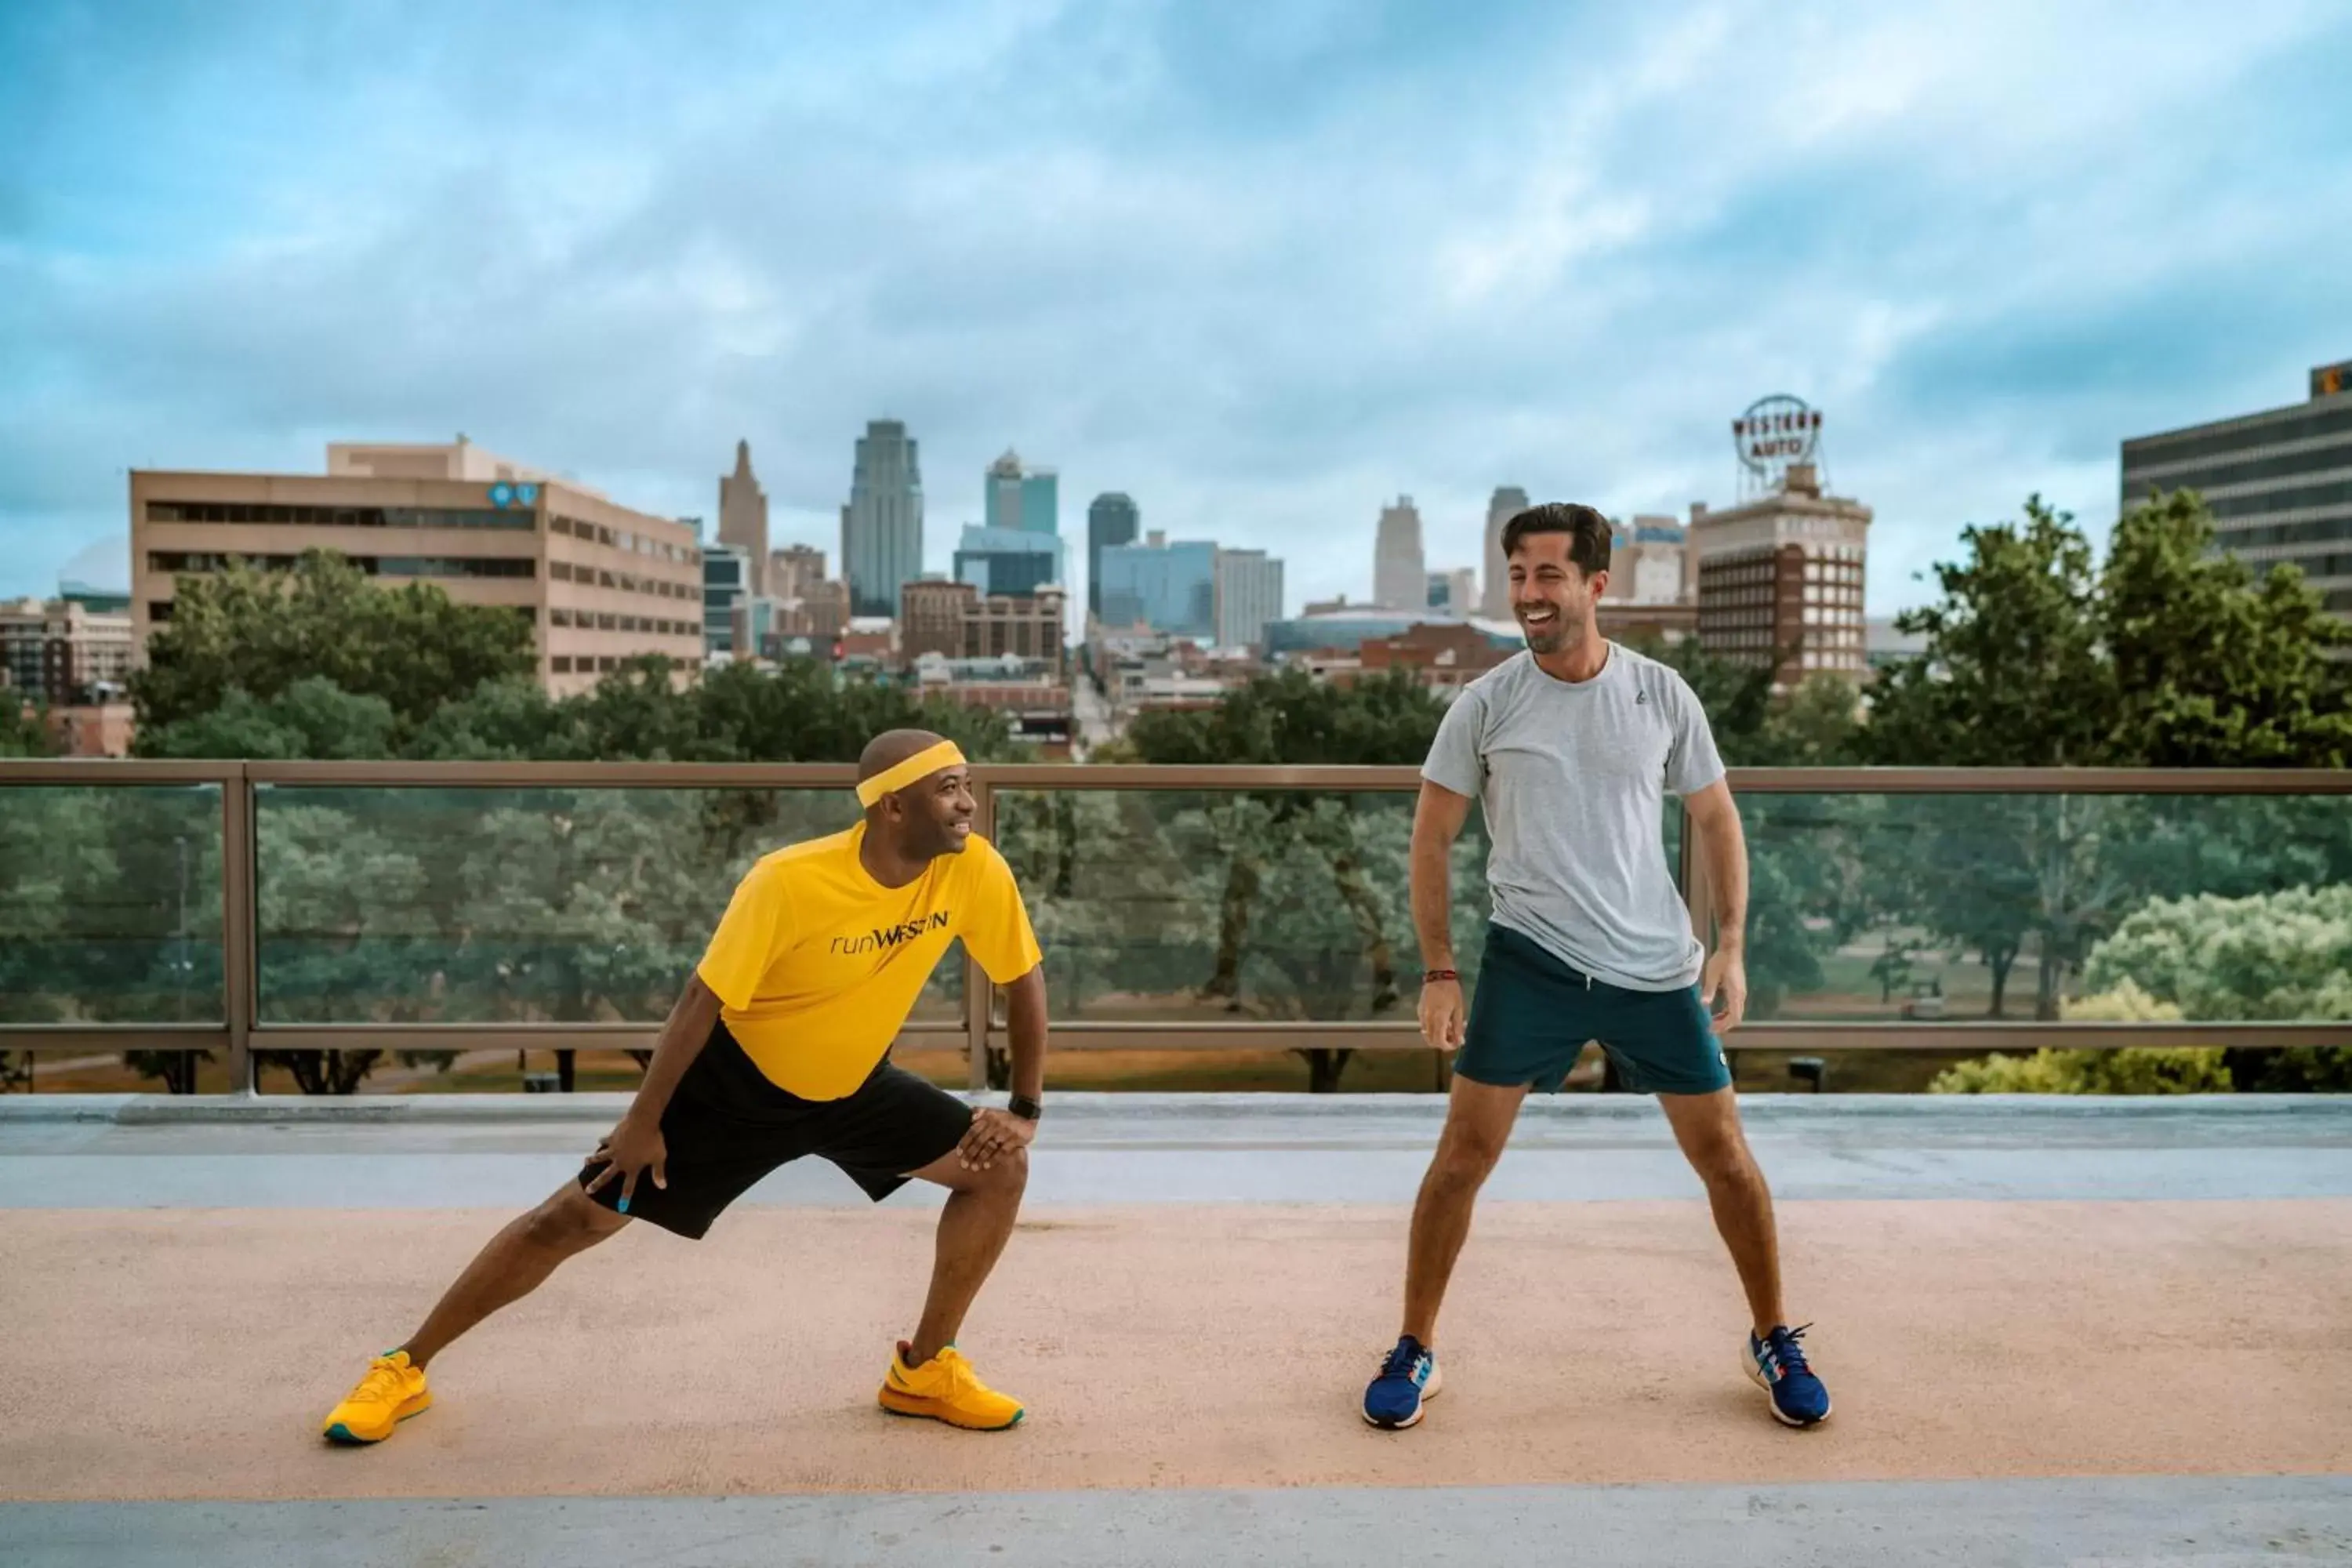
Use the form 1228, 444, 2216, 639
694, 824, 1042, 1100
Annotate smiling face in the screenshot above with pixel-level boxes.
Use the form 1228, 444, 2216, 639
1508, 529, 1606, 655
886, 765, 976, 859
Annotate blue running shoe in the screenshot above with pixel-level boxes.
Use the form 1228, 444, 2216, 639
1363, 1334, 1442, 1429
1747, 1323, 1831, 1427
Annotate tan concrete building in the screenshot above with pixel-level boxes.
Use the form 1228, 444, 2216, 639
1356, 621, 1513, 693
720, 441, 770, 596
2, 596, 136, 705
42, 702, 136, 757
131, 442, 704, 698
1603, 516, 1697, 608
1690, 463, 1871, 685
1482, 486, 1530, 619
769, 544, 826, 601
1373, 496, 1428, 611
898, 579, 1066, 673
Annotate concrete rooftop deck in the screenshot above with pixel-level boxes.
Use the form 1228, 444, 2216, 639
3, 1092, 2349, 1566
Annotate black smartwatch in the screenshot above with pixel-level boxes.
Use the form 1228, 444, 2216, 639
1006, 1094, 1042, 1122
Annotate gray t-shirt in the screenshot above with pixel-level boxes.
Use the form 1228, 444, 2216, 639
1421, 643, 1726, 991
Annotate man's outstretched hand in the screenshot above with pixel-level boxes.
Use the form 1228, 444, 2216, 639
583, 1113, 667, 1213
1701, 946, 1748, 1037
958, 1107, 1036, 1172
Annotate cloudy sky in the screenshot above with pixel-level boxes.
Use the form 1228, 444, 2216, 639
4, 0, 2347, 616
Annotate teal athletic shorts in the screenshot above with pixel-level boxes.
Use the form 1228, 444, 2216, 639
1454, 923, 1733, 1096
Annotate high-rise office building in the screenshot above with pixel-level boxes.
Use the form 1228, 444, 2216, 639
1087, 492, 1140, 619
1214, 548, 1285, 650
768, 543, 826, 601
1425, 567, 1476, 615
703, 544, 750, 659
130, 441, 702, 696
1, 596, 135, 705
985, 452, 1022, 533
2120, 358, 2352, 626
1605, 517, 1694, 606
953, 524, 1064, 597
1374, 496, 1428, 610
719, 440, 769, 595
985, 449, 1059, 535
1483, 486, 1530, 618
841, 420, 924, 618
902, 579, 1065, 672
1099, 531, 1218, 639
1691, 464, 1871, 686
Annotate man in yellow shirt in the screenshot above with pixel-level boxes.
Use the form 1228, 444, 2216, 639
321, 729, 1049, 1441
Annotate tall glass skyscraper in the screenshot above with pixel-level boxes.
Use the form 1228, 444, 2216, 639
841, 419, 924, 618
953, 524, 1065, 597
1087, 492, 1140, 619
2121, 359, 2352, 629
1099, 532, 1218, 639
985, 449, 1059, 535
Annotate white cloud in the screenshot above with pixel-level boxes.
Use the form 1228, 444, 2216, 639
2, 0, 2347, 625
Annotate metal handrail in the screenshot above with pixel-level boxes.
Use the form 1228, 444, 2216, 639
3, 760, 2347, 1091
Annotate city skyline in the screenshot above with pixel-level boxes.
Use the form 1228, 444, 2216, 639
4, 4, 2348, 617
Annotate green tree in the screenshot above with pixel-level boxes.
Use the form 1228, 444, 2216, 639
2082, 884, 2352, 1091
2100, 490, 2352, 767
1858, 492, 2349, 1022
140, 678, 400, 760
2, 699, 58, 758
1123, 668, 1450, 1091
131, 551, 535, 739
1865, 496, 2113, 768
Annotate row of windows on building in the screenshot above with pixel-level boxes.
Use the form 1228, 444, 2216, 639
1710, 581, 1864, 606
2125, 401, 2352, 469
546, 561, 697, 597
2221, 516, 2352, 550
1713, 626, 1864, 648
2248, 550, 2352, 580
1703, 549, 1864, 579
147, 502, 535, 531
548, 515, 700, 564
2204, 479, 2352, 521
143, 502, 706, 567
148, 551, 537, 579
152, 548, 702, 598
547, 608, 697, 636
549, 654, 704, 674
145, 598, 538, 623
2146, 443, 2352, 495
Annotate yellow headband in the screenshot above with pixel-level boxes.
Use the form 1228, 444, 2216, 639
855, 740, 968, 808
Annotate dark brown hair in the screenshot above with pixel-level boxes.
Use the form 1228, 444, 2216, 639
1501, 503, 1612, 577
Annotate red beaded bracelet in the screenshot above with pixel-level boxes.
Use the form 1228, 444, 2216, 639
1423, 968, 1460, 983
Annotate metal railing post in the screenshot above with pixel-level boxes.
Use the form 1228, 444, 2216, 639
965, 773, 997, 1091
1677, 798, 1710, 952
221, 764, 256, 1094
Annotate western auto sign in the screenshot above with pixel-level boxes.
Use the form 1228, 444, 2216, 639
1733, 395, 1822, 477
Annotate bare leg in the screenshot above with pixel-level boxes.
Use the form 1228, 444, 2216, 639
1401, 1076, 1527, 1345
401, 1183, 630, 1369
1657, 1087, 1785, 1335
900, 1145, 1029, 1365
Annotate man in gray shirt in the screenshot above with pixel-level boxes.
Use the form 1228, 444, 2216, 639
1360, 503, 1831, 1433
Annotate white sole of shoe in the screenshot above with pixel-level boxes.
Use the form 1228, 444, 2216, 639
1745, 1351, 1830, 1428
1363, 1363, 1443, 1430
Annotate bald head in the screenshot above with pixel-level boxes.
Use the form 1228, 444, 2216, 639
857, 728, 974, 859
858, 728, 949, 784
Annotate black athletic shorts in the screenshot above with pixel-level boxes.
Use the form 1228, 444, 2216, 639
576, 1020, 975, 1240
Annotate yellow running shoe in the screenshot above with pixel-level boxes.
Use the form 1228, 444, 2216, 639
321, 1350, 432, 1445
877, 1342, 1025, 1430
